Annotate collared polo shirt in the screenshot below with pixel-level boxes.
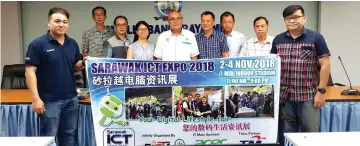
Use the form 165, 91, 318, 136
196, 30, 229, 59
104, 35, 133, 58
25, 31, 82, 102
270, 28, 331, 102
226, 30, 246, 57
154, 29, 199, 61
239, 35, 274, 56
81, 26, 113, 57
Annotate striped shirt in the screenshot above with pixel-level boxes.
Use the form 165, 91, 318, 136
195, 30, 229, 59
239, 35, 274, 56
128, 41, 155, 60
271, 28, 331, 102
81, 26, 113, 57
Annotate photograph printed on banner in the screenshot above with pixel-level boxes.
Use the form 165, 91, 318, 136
124, 87, 173, 120
225, 85, 275, 118
173, 86, 225, 120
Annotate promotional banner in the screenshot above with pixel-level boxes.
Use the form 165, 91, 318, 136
86, 55, 280, 146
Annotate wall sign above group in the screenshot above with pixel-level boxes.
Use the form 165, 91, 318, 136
154, 1, 183, 21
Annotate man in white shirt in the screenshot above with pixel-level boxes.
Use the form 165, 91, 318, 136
154, 11, 199, 61
220, 11, 246, 57
239, 16, 274, 56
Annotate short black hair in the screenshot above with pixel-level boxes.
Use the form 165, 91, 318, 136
113, 15, 128, 26
201, 11, 215, 20
253, 16, 269, 26
220, 11, 235, 22
283, 5, 305, 18
92, 6, 106, 16
48, 7, 70, 20
195, 94, 200, 97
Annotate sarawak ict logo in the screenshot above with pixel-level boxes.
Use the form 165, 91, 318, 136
103, 128, 135, 146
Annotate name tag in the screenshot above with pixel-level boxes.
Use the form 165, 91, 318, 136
182, 42, 191, 45
47, 49, 55, 52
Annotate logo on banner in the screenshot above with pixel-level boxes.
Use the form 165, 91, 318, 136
99, 86, 129, 127
174, 139, 185, 145
154, 1, 183, 21
104, 128, 135, 146
239, 135, 266, 144
144, 140, 171, 146
195, 139, 227, 145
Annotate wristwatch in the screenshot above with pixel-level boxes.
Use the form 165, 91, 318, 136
317, 88, 326, 94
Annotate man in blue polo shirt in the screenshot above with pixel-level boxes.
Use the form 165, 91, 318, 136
25, 7, 86, 146
271, 5, 331, 145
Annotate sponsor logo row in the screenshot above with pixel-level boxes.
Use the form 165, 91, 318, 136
104, 128, 266, 146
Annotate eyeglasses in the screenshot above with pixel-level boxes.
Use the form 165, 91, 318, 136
169, 17, 183, 22
285, 15, 304, 21
137, 29, 149, 33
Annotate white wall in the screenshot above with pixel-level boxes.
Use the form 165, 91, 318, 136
2, 1, 359, 86
1, 1, 23, 84
20, 1, 318, 53
319, 2, 360, 85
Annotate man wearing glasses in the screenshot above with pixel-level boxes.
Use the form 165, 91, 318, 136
104, 15, 132, 58
154, 11, 199, 61
271, 5, 331, 144
82, 6, 113, 57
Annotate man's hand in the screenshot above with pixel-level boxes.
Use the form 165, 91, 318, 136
82, 56, 90, 66
314, 92, 325, 109
32, 98, 45, 114
84, 56, 90, 62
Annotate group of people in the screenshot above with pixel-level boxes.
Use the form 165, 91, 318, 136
226, 91, 274, 118
175, 93, 223, 120
126, 102, 172, 120
81, 6, 273, 61
24, 4, 331, 146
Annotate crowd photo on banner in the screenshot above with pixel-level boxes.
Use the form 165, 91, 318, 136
125, 87, 173, 120
226, 85, 275, 118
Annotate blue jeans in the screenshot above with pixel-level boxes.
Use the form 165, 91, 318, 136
39, 96, 79, 146
282, 99, 319, 132
277, 99, 319, 145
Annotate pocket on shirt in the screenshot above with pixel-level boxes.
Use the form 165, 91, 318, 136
179, 42, 192, 55
300, 46, 314, 60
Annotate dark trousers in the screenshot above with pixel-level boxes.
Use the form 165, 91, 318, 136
278, 99, 319, 145
39, 96, 79, 146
